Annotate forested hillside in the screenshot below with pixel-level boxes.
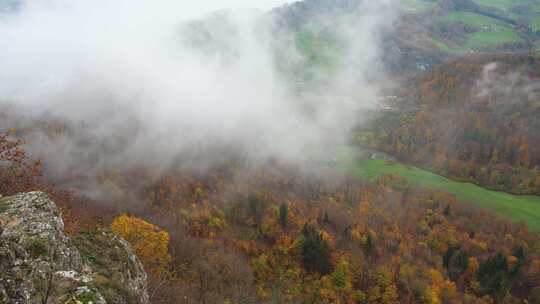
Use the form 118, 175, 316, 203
360, 54, 540, 195
1, 0, 540, 303
1, 130, 540, 303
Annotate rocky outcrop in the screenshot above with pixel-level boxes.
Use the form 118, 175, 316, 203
0, 192, 149, 304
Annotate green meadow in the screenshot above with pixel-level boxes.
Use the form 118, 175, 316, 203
338, 150, 540, 231
471, 0, 529, 11
442, 12, 523, 49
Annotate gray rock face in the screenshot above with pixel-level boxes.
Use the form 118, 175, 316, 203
0, 192, 149, 304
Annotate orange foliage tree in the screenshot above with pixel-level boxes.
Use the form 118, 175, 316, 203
0, 130, 42, 195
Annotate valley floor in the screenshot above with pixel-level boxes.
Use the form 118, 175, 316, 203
338, 147, 540, 232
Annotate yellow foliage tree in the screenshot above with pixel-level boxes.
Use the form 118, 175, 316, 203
331, 258, 353, 293
381, 284, 399, 304
111, 214, 171, 273
425, 269, 457, 304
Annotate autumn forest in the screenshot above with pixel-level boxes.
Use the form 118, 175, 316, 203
1, 0, 540, 303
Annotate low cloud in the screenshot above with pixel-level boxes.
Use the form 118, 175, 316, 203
476, 62, 540, 107
0, 0, 396, 195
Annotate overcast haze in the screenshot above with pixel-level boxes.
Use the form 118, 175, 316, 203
0, 0, 394, 197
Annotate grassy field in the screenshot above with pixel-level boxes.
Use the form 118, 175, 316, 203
468, 0, 540, 34
442, 12, 523, 49
275, 25, 343, 85
529, 3, 540, 32
530, 18, 540, 33
471, 0, 525, 11
337, 149, 540, 231
464, 29, 522, 49
443, 11, 507, 28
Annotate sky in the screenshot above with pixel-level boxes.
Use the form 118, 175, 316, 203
235, 0, 295, 10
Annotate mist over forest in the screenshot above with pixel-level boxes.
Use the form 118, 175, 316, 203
1, 0, 540, 303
